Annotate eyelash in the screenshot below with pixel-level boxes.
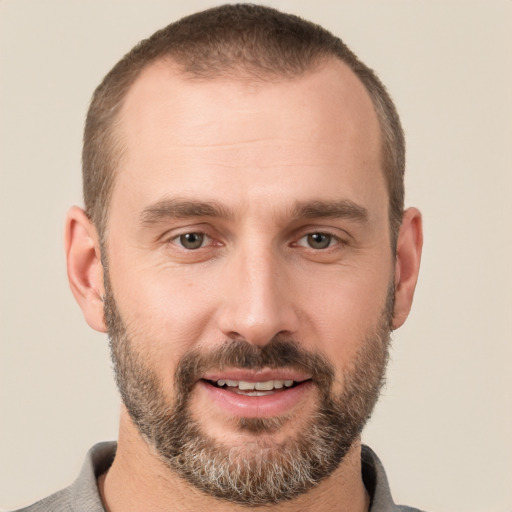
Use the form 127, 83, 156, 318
169, 231, 214, 250
167, 229, 345, 252
294, 232, 343, 250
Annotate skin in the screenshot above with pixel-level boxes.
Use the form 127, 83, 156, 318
65, 57, 422, 511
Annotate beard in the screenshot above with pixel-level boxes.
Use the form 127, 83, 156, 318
103, 267, 393, 506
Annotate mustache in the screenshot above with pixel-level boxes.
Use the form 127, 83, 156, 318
175, 338, 335, 395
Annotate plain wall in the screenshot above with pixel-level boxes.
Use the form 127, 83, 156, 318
1, 1, 511, 510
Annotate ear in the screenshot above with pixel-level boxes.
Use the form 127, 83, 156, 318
64, 206, 106, 333
392, 207, 423, 330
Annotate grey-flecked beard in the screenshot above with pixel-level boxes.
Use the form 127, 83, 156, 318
103, 264, 393, 506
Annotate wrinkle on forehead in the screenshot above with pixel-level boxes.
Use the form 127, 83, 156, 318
118, 57, 381, 153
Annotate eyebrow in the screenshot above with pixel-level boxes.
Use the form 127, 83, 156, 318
140, 198, 233, 225
291, 200, 369, 223
139, 198, 369, 226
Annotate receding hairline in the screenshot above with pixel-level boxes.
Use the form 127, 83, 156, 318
117, 53, 379, 129
114, 53, 383, 173
97, 54, 389, 244
83, 4, 404, 249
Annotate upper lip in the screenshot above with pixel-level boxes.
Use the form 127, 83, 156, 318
201, 368, 312, 383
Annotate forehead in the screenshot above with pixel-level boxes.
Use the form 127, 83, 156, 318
112, 57, 384, 219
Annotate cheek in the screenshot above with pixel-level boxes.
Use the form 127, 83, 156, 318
110, 263, 220, 377
297, 267, 392, 370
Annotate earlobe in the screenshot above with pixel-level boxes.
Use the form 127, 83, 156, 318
392, 207, 423, 330
64, 206, 107, 333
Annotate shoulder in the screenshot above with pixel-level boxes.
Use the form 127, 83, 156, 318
10, 442, 116, 512
362, 445, 428, 512
12, 488, 73, 512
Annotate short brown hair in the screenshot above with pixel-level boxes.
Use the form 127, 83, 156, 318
83, 4, 405, 245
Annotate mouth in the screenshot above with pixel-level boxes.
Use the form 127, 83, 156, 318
203, 378, 304, 396
198, 370, 313, 418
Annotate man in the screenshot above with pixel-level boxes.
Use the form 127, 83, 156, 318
16, 4, 423, 511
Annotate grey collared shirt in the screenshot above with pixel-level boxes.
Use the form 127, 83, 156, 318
13, 442, 425, 511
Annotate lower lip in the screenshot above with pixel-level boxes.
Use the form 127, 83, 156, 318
198, 380, 313, 418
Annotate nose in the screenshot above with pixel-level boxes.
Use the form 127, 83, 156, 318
216, 243, 299, 346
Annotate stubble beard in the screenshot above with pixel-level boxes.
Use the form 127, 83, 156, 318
103, 267, 393, 506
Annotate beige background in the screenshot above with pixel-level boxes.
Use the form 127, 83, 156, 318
1, 1, 511, 510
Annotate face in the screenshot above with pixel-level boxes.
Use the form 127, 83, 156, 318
103, 59, 394, 503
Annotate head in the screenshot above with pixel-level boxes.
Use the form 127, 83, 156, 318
66, 3, 422, 507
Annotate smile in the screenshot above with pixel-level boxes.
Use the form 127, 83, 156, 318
198, 372, 313, 418
206, 379, 299, 396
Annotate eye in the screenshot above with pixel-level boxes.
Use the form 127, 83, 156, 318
173, 232, 210, 250
297, 232, 337, 250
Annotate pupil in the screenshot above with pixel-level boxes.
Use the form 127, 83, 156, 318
308, 233, 330, 249
180, 233, 204, 249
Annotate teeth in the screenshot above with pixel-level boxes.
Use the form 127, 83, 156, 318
215, 379, 296, 390
242, 391, 273, 397
255, 381, 274, 391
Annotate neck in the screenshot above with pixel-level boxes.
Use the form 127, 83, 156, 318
99, 410, 370, 512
